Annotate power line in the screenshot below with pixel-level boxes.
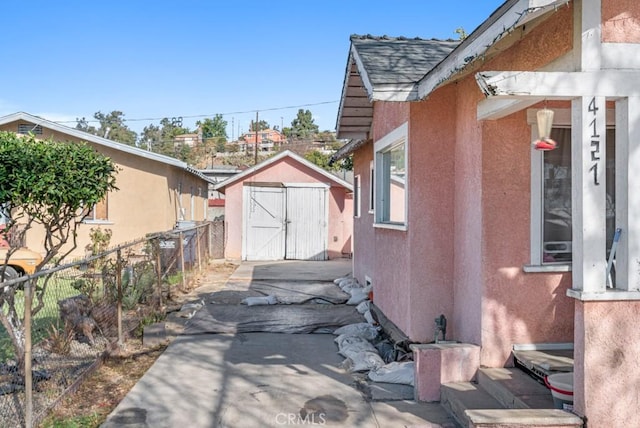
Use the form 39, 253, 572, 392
55, 100, 339, 125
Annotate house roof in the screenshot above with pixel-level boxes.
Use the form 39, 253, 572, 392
0, 112, 215, 184
214, 150, 353, 192
336, 35, 458, 140
336, 0, 570, 140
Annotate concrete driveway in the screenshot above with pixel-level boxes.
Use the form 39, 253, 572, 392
101, 260, 456, 428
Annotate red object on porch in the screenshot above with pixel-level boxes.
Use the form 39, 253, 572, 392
534, 138, 557, 151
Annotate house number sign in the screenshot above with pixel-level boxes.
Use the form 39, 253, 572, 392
588, 97, 601, 186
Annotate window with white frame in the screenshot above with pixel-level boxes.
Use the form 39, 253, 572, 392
354, 175, 361, 218
529, 110, 615, 267
375, 123, 407, 228
86, 196, 109, 222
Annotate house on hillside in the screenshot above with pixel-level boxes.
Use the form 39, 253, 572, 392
0, 112, 213, 257
239, 128, 286, 152
333, 1, 640, 427
215, 150, 353, 261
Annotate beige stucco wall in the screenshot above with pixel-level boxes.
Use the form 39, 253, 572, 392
221, 156, 352, 260
0, 122, 209, 258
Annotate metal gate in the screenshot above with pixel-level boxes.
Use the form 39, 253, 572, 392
242, 184, 328, 261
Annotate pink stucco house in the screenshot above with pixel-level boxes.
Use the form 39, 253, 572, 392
214, 150, 353, 261
334, 1, 640, 426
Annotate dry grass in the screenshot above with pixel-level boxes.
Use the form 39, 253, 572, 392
38, 261, 239, 428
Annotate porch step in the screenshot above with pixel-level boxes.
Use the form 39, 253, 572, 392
440, 382, 504, 427
477, 367, 555, 409
465, 409, 583, 428
441, 371, 583, 427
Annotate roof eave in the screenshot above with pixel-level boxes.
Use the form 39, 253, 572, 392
0, 112, 211, 184
417, 0, 571, 99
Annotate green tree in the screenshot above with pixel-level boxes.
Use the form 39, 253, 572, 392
140, 118, 191, 159
198, 115, 228, 156
0, 131, 118, 370
198, 115, 228, 141
249, 120, 270, 132
76, 111, 138, 145
288, 109, 319, 140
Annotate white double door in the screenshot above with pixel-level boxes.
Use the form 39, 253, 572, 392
242, 184, 328, 261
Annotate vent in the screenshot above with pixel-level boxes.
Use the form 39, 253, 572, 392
18, 123, 43, 135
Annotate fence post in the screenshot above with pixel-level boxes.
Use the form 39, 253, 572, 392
155, 237, 163, 307
196, 227, 202, 273
24, 279, 33, 428
179, 231, 186, 291
116, 249, 124, 346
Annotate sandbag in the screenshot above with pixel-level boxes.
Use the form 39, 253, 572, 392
241, 295, 278, 306
340, 352, 385, 373
333, 323, 379, 341
335, 335, 378, 358
368, 361, 415, 386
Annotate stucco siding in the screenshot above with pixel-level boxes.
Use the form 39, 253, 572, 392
471, 7, 575, 366
406, 86, 456, 343
0, 122, 209, 257
602, 0, 640, 42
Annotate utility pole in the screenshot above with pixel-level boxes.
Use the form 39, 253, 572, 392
254, 111, 259, 165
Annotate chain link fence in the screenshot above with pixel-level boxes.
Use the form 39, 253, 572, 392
0, 221, 222, 427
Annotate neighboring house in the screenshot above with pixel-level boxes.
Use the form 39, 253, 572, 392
0, 112, 213, 257
214, 150, 353, 261
334, 1, 640, 426
200, 165, 244, 219
239, 128, 286, 152
174, 132, 201, 148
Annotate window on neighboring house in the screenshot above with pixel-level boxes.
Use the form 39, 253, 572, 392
375, 123, 408, 228
369, 160, 374, 213
530, 112, 615, 267
18, 123, 42, 135
354, 175, 361, 218
86, 197, 109, 222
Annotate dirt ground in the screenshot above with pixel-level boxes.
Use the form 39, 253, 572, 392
40, 261, 239, 428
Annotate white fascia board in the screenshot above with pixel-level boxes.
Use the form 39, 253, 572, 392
602, 43, 640, 70
417, 0, 570, 100
476, 70, 640, 99
371, 85, 419, 102
477, 98, 544, 120
214, 150, 353, 192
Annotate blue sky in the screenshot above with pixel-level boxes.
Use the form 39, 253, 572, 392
2, 1, 504, 139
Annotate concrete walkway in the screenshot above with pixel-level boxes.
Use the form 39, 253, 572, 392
102, 260, 456, 428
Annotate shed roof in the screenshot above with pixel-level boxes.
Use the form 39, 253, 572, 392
214, 150, 353, 192
0, 112, 214, 184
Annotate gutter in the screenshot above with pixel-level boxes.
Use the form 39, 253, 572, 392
329, 139, 370, 165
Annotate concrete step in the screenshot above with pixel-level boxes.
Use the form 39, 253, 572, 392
441, 378, 583, 428
478, 367, 555, 409
441, 381, 504, 427
466, 409, 583, 428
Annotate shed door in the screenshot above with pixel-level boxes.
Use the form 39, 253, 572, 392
242, 184, 328, 261
242, 186, 286, 261
285, 186, 328, 260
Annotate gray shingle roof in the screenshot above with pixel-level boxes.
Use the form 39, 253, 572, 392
351, 35, 459, 87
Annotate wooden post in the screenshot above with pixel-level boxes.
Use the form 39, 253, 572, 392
179, 231, 186, 291
24, 279, 33, 428
155, 238, 163, 308
196, 227, 202, 273
116, 249, 123, 346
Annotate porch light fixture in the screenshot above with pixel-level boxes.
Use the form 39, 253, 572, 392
533, 108, 557, 151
